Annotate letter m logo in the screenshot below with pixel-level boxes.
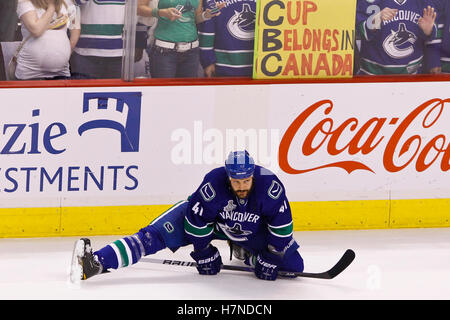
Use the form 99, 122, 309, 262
78, 92, 142, 152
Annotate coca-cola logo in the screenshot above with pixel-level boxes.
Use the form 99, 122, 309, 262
279, 98, 450, 174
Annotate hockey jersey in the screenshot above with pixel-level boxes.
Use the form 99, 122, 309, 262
425, 0, 450, 73
356, 0, 438, 75
198, 0, 256, 77
184, 165, 299, 257
73, 0, 125, 57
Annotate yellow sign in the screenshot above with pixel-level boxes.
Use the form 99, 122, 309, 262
253, 0, 357, 79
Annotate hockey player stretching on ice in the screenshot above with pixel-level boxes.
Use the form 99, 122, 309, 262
71, 151, 304, 282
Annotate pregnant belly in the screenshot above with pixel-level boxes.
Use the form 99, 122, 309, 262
24, 32, 71, 71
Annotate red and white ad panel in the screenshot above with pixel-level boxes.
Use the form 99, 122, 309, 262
0, 81, 448, 208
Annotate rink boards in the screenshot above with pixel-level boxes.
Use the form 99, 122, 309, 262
0, 79, 449, 237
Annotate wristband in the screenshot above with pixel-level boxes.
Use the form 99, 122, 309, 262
151, 8, 159, 17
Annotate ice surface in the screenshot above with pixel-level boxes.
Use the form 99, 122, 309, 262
1, 228, 449, 300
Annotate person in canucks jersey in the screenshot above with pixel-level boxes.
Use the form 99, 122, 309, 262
424, 0, 450, 73
198, 0, 256, 77
71, 0, 126, 79
70, 151, 304, 282
356, 0, 438, 75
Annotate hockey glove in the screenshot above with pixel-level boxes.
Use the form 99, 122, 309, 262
254, 250, 283, 281
190, 245, 222, 275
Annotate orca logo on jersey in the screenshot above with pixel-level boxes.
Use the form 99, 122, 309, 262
217, 222, 253, 241
227, 3, 256, 41
383, 23, 417, 59
227, 223, 252, 236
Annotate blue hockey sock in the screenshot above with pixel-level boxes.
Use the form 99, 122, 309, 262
94, 226, 165, 270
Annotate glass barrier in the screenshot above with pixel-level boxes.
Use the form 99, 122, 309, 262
0, 0, 255, 81
0, 0, 129, 81
0, 0, 449, 82
133, 0, 256, 79
131, 0, 450, 80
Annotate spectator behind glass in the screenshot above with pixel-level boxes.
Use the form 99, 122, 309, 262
16, 0, 79, 80
136, 0, 159, 78
148, 0, 225, 78
425, 0, 450, 74
198, 0, 256, 77
0, 0, 19, 80
355, 0, 437, 75
70, 0, 125, 79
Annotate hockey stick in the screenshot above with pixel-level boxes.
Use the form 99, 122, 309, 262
141, 249, 355, 280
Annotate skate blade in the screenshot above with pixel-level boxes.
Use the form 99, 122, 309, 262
69, 239, 85, 284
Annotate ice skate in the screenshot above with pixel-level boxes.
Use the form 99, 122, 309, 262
70, 238, 103, 283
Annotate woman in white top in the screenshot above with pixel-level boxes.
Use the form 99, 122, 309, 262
16, 0, 80, 80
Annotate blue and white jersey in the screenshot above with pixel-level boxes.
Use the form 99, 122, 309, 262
425, 0, 450, 73
356, 0, 438, 74
198, 0, 256, 77
73, 0, 125, 57
184, 165, 299, 256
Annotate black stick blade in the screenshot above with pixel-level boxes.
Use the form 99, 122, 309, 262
281, 249, 355, 279
327, 249, 356, 279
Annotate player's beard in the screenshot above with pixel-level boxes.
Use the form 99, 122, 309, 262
235, 189, 250, 199
231, 179, 254, 199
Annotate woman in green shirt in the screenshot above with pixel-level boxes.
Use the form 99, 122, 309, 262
138, 0, 224, 78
